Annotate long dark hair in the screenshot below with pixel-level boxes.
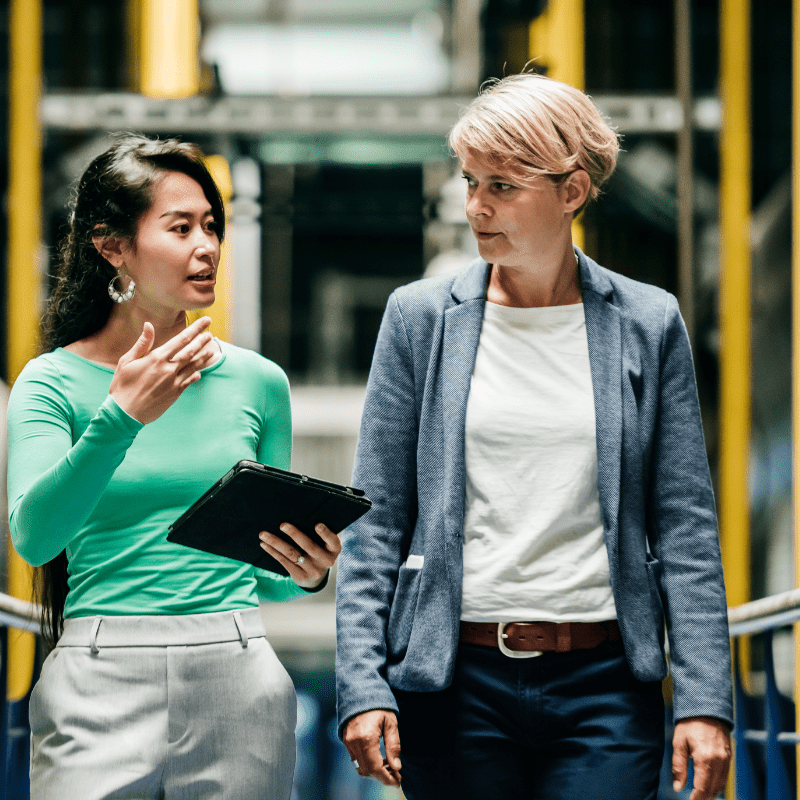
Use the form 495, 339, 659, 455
36, 134, 226, 648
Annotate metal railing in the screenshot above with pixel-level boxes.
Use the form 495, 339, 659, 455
0, 593, 39, 800
0, 592, 797, 798
0, 595, 39, 635
728, 590, 800, 799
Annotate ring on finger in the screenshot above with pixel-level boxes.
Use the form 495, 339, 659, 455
296, 555, 305, 566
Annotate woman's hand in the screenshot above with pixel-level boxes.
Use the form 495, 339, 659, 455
110, 317, 218, 424
343, 710, 402, 787
258, 523, 341, 589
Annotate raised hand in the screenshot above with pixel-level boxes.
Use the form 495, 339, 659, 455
109, 317, 218, 424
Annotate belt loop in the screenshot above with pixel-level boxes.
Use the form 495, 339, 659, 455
556, 622, 571, 653
89, 617, 103, 655
233, 611, 248, 648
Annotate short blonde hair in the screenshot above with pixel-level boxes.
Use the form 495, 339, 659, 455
449, 73, 620, 207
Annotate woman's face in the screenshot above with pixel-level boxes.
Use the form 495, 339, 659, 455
119, 171, 221, 318
461, 154, 573, 270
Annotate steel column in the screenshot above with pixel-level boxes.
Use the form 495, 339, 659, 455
675, 0, 695, 345
792, 0, 800, 793
719, 0, 752, 682
6, 0, 42, 705
528, 0, 585, 251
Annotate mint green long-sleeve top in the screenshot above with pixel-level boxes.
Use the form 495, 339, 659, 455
7, 341, 307, 618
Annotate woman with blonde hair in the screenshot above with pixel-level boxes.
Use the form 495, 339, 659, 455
336, 74, 732, 800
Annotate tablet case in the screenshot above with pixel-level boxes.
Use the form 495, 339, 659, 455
167, 460, 372, 577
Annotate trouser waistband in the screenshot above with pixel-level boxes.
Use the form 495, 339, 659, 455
57, 607, 265, 652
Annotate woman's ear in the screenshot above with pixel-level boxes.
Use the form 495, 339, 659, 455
92, 235, 126, 269
563, 169, 591, 213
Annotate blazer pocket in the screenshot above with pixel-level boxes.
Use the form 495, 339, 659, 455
386, 563, 423, 664
645, 556, 666, 630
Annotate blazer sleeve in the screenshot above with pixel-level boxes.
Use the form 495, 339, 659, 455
650, 294, 733, 725
335, 293, 419, 734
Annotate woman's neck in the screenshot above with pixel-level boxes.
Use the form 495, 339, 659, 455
486, 247, 582, 308
65, 306, 187, 367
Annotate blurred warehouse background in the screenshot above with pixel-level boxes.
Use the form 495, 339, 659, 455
0, 0, 794, 798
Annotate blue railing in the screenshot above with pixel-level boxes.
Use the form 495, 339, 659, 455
729, 589, 800, 799
0, 594, 41, 800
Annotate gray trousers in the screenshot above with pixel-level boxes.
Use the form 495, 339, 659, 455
29, 608, 297, 800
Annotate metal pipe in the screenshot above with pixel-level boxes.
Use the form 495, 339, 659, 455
727, 587, 800, 636
792, 0, 800, 792
136, 0, 200, 99
729, 587, 800, 625
719, 6, 752, 795
719, 0, 752, 660
675, 0, 695, 345
528, 0, 585, 250
451, 0, 482, 94
730, 608, 800, 638
7, 0, 42, 384
0, 592, 39, 622
187, 156, 233, 342
7, 0, 42, 704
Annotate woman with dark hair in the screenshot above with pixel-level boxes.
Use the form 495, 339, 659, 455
7, 134, 339, 799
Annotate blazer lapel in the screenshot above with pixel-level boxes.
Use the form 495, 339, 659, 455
579, 250, 623, 566
438, 254, 623, 561
441, 261, 489, 541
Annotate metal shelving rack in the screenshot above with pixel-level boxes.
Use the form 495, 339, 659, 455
41, 92, 721, 135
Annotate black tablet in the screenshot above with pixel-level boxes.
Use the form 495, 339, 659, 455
167, 460, 372, 577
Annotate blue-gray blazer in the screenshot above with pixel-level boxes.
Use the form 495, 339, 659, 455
335, 248, 733, 734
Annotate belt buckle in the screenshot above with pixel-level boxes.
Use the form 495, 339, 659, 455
497, 622, 543, 659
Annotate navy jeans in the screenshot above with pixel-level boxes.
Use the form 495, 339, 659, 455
394, 639, 664, 800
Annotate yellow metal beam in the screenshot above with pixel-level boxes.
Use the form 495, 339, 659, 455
719, 0, 752, 615
8, 0, 42, 383
528, 0, 584, 88
134, 0, 200, 99
132, 0, 218, 331
126, 0, 142, 92
719, 0, 752, 725
187, 156, 233, 342
7, 0, 42, 700
529, 0, 585, 249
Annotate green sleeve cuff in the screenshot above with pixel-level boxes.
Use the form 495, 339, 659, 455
100, 395, 145, 435
254, 570, 309, 602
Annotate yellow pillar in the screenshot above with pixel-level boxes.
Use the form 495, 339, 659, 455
187, 157, 233, 342
8, 0, 42, 383
131, 0, 200, 98
719, 0, 752, 618
7, 0, 42, 700
529, 0, 585, 250
793, 0, 800, 794
719, 11, 752, 779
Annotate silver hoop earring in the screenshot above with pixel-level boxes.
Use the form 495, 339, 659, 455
108, 274, 135, 303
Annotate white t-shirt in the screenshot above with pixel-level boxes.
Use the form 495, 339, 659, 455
460, 300, 617, 623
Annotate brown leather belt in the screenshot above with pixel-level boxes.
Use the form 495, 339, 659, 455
459, 620, 621, 657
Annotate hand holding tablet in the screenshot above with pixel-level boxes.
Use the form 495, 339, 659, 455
258, 521, 340, 589
168, 460, 372, 577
